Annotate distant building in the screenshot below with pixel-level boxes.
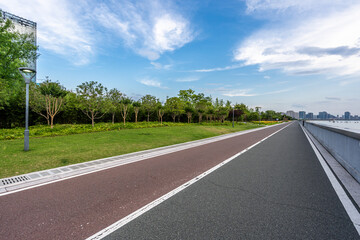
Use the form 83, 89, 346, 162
299, 111, 306, 119
344, 111, 351, 120
286, 110, 298, 119
306, 112, 314, 119
318, 111, 328, 120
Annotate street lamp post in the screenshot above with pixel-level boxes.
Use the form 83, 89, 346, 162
18, 67, 36, 151
256, 106, 261, 125
232, 106, 235, 128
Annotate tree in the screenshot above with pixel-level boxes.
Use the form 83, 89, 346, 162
132, 101, 141, 123
195, 99, 208, 123
141, 95, 158, 122
184, 102, 194, 123
248, 111, 260, 121
38, 78, 67, 128
157, 103, 165, 125
29, 82, 49, 125
76, 81, 108, 127
206, 106, 215, 122
0, 13, 38, 110
218, 106, 229, 123
62, 91, 81, 124
120, 97, 132, 125
107, 88, 122, 124
178, 89, 196, 103
165, 97, 183, 122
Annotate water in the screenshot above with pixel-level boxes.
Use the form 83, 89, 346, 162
309, 120, 360, 133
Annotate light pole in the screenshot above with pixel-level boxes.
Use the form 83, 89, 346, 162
256, 106, 261, 124
232, 106, 235, 128
18, 67, 36, 151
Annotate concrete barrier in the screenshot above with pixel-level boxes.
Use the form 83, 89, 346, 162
304, 121, 360, 183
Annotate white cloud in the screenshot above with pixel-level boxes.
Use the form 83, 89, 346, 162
194, 64, 244, 72
244, 0, 353, 13
94, 0, 194, 60
150, 62, 172, 70
175, 76, 200, 82
217, 87, 292, 97
264, 75, 270, 79
222, 89, 256, 97
138, 78, 167, 89
236, 2, 360, 77
0, 0, 94, 65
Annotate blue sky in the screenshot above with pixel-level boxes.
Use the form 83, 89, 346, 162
1, 0, 360, 116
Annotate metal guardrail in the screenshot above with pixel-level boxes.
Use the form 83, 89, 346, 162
304, 121, 360, 183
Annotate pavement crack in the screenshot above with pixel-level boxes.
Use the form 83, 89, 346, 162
206, 179, 350, 222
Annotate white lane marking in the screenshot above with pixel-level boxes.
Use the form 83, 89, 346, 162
86, 123, 292, 240
301, 124, 360, 235
0, 123, 287, 197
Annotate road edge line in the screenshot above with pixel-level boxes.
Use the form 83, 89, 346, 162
300, 123, 360, 235
85, 123, 292, 240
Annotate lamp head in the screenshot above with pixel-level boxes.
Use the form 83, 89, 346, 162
18, 67, 36, 84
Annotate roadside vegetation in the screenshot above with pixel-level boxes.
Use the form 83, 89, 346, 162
0, 123, 267, 178
0, 12, 290, 178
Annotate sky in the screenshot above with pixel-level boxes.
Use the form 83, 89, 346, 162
1, 0, 360, 116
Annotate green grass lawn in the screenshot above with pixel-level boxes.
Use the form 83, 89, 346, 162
0, 123, 264, 178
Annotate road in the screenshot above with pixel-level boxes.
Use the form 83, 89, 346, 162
104, 123, 359, 239
0, 123, 288, 240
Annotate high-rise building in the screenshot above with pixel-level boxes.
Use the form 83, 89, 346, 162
318, 111, 328, 120
286, 110, 298, 119
344, 111, 351, 120
0, 9, 37, 81
306, 112, 314, 119
299, 111, 306, 119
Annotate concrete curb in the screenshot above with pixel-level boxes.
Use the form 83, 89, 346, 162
0, 123, 286, 196
301, 123, 360, 209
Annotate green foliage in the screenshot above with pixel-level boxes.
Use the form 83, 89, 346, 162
39, 77, 67, 98
0, 123, 264, 178
0, 122, 186, 140
76, 81, 108, 127
141, 94, 158, 122
165, 97, 184, 122
0, 13, 38, 109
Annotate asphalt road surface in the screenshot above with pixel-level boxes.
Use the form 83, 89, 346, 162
105, 123, 359, 240
0, 123, 288, 239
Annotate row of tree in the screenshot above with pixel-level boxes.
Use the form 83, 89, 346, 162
0, 78, 288, 128
0, 13, 288, 128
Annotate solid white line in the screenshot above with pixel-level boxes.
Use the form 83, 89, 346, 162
300, 124, 360, 235
86, 123, 292, 240
0, 123, 287, 197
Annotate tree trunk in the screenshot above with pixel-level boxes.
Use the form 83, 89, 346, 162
147, 112, 150, 122
112, 113, 115, 124
135, 109, 138, 123
50, 116, 54, 129
47, 118, 50, 125
172, 114, 176, 122
91, 112, 95, 127
187, 113, 192, 123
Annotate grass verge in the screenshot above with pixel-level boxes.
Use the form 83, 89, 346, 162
0, 123, 265, 178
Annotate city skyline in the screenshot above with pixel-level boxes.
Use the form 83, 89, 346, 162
286, 110, 359, 120
1, 0, 360, 116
